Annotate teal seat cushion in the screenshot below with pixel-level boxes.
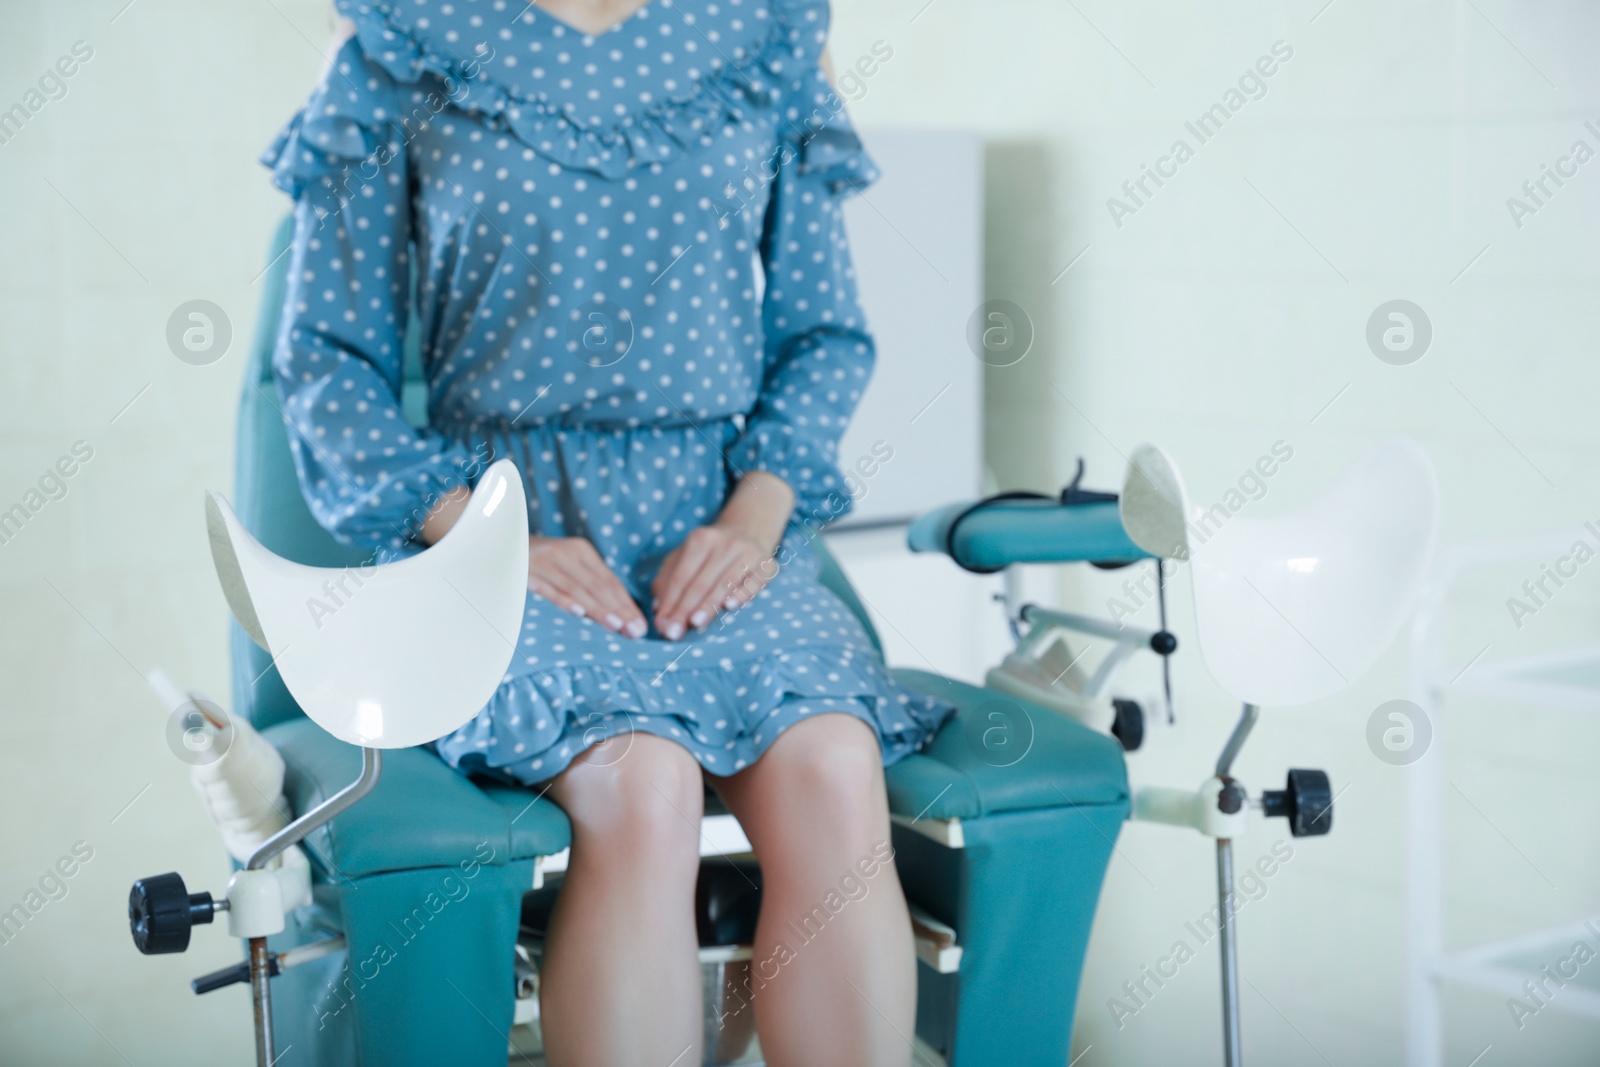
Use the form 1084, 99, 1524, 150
270, 668, 1121, 878
267, 719, 572, 879
478, 782, 577, 862
907, 498, 1151, 570
885, 669, 1128, 821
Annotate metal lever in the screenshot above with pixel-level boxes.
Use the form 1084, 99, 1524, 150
194, 956, 280, 995
192, 935, 346, 996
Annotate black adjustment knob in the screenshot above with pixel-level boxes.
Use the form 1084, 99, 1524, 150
1110, 698, 1144, 752
1216, 776, 1247, 815
129, 872, 217, 955
1149, 631, 1178, 656
1261, 768, 1334, 837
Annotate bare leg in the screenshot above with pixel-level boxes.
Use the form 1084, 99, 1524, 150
711, 713, 916, 1067
540, 734, 705, 1067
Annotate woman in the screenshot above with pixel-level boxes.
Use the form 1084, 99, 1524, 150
264, 0, 951, 1062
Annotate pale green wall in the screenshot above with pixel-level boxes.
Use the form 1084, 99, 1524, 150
3, 1, 1600, 1064
834, 1, 1600, 1063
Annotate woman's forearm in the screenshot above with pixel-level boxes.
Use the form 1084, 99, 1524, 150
419, 486, 472, 545
715, 471, 795, 553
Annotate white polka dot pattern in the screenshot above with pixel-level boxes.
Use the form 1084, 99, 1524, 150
260, 0, 951, 780
441, 528, 950, 784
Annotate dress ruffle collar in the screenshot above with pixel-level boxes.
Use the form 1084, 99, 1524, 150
335, 0, 833, 177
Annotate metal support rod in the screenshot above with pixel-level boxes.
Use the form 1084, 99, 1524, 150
1216, 837, 1243, 1067
1020, 602, 1161, 646
1002, 567, 1025, 643
251, 936, 274, 1067
1213, 701, 1256, 1067
245, 747, 382, 1067
248, 747, 382, 871
1216, 703, 1260, 778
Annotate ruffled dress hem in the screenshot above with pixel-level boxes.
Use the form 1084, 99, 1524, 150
435, 641, 951, 784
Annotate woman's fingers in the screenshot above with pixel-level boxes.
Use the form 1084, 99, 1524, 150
567, 547, 648, 637
648, 546, 691, 638
527, 541, 582, 611
655, 533, 776, 639
652, 532, 717, 635
677, 550, 750, 629
527, 571, 589, 618
720, 553, 775, 609
528, 537, 648, 637
656, 547, 735, 637
648, 544, 682, 605
696, 552, 773, 622
526, 533, 776, 642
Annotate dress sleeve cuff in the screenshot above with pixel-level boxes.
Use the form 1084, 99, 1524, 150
726, 417, 854, 528
302, 445, 486, 560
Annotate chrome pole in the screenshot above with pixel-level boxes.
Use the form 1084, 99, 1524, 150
1213, 702, 1256, 1067
245, 747, 383, 1067
250, 936, 274, 1066
1216, 837, 1242, 1067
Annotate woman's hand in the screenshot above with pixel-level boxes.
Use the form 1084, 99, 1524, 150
420, 487, 646, 637
529, 537, 649, 638
652, 471, 794, 640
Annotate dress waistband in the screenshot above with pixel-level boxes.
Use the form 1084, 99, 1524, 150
434, 412, 742, 441
437, 415, 743, 484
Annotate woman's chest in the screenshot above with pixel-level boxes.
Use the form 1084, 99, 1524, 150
407, 111, 780, 272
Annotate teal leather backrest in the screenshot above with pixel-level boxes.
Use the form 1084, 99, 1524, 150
231, 216, 881, 727
230, 217, 370, 728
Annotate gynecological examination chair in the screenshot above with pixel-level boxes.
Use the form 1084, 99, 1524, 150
125, 217, 1132, 1067
910, 438, 1437, 1067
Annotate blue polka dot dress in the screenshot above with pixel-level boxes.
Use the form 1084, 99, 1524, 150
263, 0, 953, 783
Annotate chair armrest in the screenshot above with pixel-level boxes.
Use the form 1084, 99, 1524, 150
886, 669, 1128, 822
477, 782, 573, 862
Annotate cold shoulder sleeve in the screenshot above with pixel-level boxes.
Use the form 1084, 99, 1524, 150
726, 30, 881, 527
261, 37, 480, 556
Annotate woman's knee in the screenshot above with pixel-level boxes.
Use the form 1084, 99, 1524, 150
552, 734, 705, 865
749, 714, 890, 844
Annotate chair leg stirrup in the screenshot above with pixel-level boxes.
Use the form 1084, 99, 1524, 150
247, 748, 383, 872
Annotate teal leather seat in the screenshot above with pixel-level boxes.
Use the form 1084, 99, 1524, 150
885, 670, 1129, 819
269, 720, 571, 880
237, 217, 1128, 1066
